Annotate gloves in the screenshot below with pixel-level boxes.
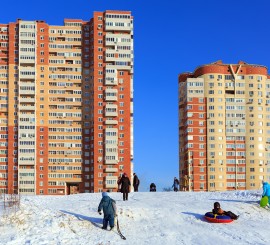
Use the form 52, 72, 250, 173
98, 211, 102, 215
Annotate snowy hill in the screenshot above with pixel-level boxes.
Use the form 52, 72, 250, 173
0, 190, 269, 245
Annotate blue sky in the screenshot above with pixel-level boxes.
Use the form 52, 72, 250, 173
2, 0, 270, 191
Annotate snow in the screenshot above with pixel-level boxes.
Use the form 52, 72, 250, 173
0, 190, 269, 245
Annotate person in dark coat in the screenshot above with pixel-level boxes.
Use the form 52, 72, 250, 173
98, 192, 117, 230
212, 202, 238, 220
120, 173, 131, 201
117, 176, 122, 192
133, 173, 140, 192
150, 183, 156, 192
172, 177, 179, 192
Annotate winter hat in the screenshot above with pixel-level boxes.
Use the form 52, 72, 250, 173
102, 192, 108, 197
214, 202, 220, 209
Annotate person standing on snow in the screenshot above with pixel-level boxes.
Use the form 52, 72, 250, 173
150, 183, 156, 192
262, 181, 270, 205
120, 173, 131, 201
98, 192, 117, 230
182, 175, 188, 191
172, 177, 179, 192
133, 173, 140, 192
117, 176, 122, 192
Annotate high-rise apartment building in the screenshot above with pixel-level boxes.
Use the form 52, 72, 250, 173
0, 10, 134, 195
178, 61, 270, 191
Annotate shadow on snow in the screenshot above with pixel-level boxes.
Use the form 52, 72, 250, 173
60, 210, 102, 228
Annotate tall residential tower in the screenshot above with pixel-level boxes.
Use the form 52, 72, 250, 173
179, 61, 270, 191
0, 10, 134, 195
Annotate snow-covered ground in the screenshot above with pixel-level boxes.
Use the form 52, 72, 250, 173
0, 190, 268, 245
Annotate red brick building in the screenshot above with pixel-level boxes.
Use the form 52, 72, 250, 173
0, 10, 134, 194
179, 61, 270, 191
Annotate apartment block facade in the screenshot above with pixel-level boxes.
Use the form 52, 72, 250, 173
0, 10, 134, 195
179, 61, 270, 191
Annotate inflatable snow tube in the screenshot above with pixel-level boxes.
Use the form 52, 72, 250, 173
204, 212, 234, 223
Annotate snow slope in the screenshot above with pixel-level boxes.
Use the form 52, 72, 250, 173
0, 190, 269, 245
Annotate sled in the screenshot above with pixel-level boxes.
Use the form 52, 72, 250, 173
204, 212, 234, 223
260, 196, 269, 208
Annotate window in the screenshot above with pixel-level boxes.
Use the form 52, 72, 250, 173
199, 98, 204, 103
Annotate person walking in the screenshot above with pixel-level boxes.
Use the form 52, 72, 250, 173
120, 173, 131, 201
133, 173, 140, 192
172, 177, 179, 192
98, 192, 117, 230
117, 176, 122, 192
182, 175, 188, 191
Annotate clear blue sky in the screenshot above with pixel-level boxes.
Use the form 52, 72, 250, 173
2, 0, 270, 191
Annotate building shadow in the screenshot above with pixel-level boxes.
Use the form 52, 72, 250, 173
60, 210, 102, 228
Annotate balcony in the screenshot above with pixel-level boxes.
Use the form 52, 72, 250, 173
18, 158, 35, 165
105, 119, 118, 125
104, 89, 118, 102
20, 97, 35, 103
105, 39, 117, 47
105, 104, 118, 117
105, 159, 118, 165
104, 77, 118, 86
19, 59, 35, 65
19, 105, 35, 111
106, 63, 131, 71
105, 176, 118, 188
105, 167, 118, 173
105, 23, 132, 32
20, 89, 35, 95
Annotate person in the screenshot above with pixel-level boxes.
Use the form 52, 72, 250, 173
212, 202, 238, 220
172, 177, 179, 192
120, 173, 131, 201
117, 176, 122, 192
98, 192, 117, 230
182, 175, 188, 191
262, 181, 270, 205
133, 173, 140, 192
150, 183, 156, 192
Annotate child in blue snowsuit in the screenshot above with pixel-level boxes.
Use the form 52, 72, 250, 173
262, 182, 270, 205
98, 192, 117, 230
